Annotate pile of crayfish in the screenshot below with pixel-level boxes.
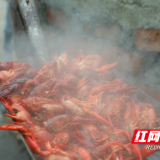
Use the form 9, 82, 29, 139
0, 53, 159, 160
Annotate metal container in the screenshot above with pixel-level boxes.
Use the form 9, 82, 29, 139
1, 69, 160, 160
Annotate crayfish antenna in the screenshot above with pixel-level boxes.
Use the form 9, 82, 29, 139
3, 114, 26, 122
18, 99, 30, 109
69, 131, 88, 146
25, 137, 51, 156
93, 62, 117, 72
0, 97, 14, 115
5, 97, 13, 105
0, 97, 7, 105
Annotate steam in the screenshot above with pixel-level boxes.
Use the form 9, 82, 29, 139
11, 0, 160, 98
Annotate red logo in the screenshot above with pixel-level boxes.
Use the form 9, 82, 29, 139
132, 130, 160, 143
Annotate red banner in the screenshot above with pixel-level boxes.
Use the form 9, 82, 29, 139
132, 130, 160, 144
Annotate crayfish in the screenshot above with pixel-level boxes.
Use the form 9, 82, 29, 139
0, 54, 158, 160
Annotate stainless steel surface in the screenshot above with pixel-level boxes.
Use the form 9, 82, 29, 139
0, 103, 31, 160
1, 69, 160, 160
18, 70, 160, 160
113, 69, 160, 117
113, 69, 160, 160
21, 136, 37, 160
15, 0, 48, 67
